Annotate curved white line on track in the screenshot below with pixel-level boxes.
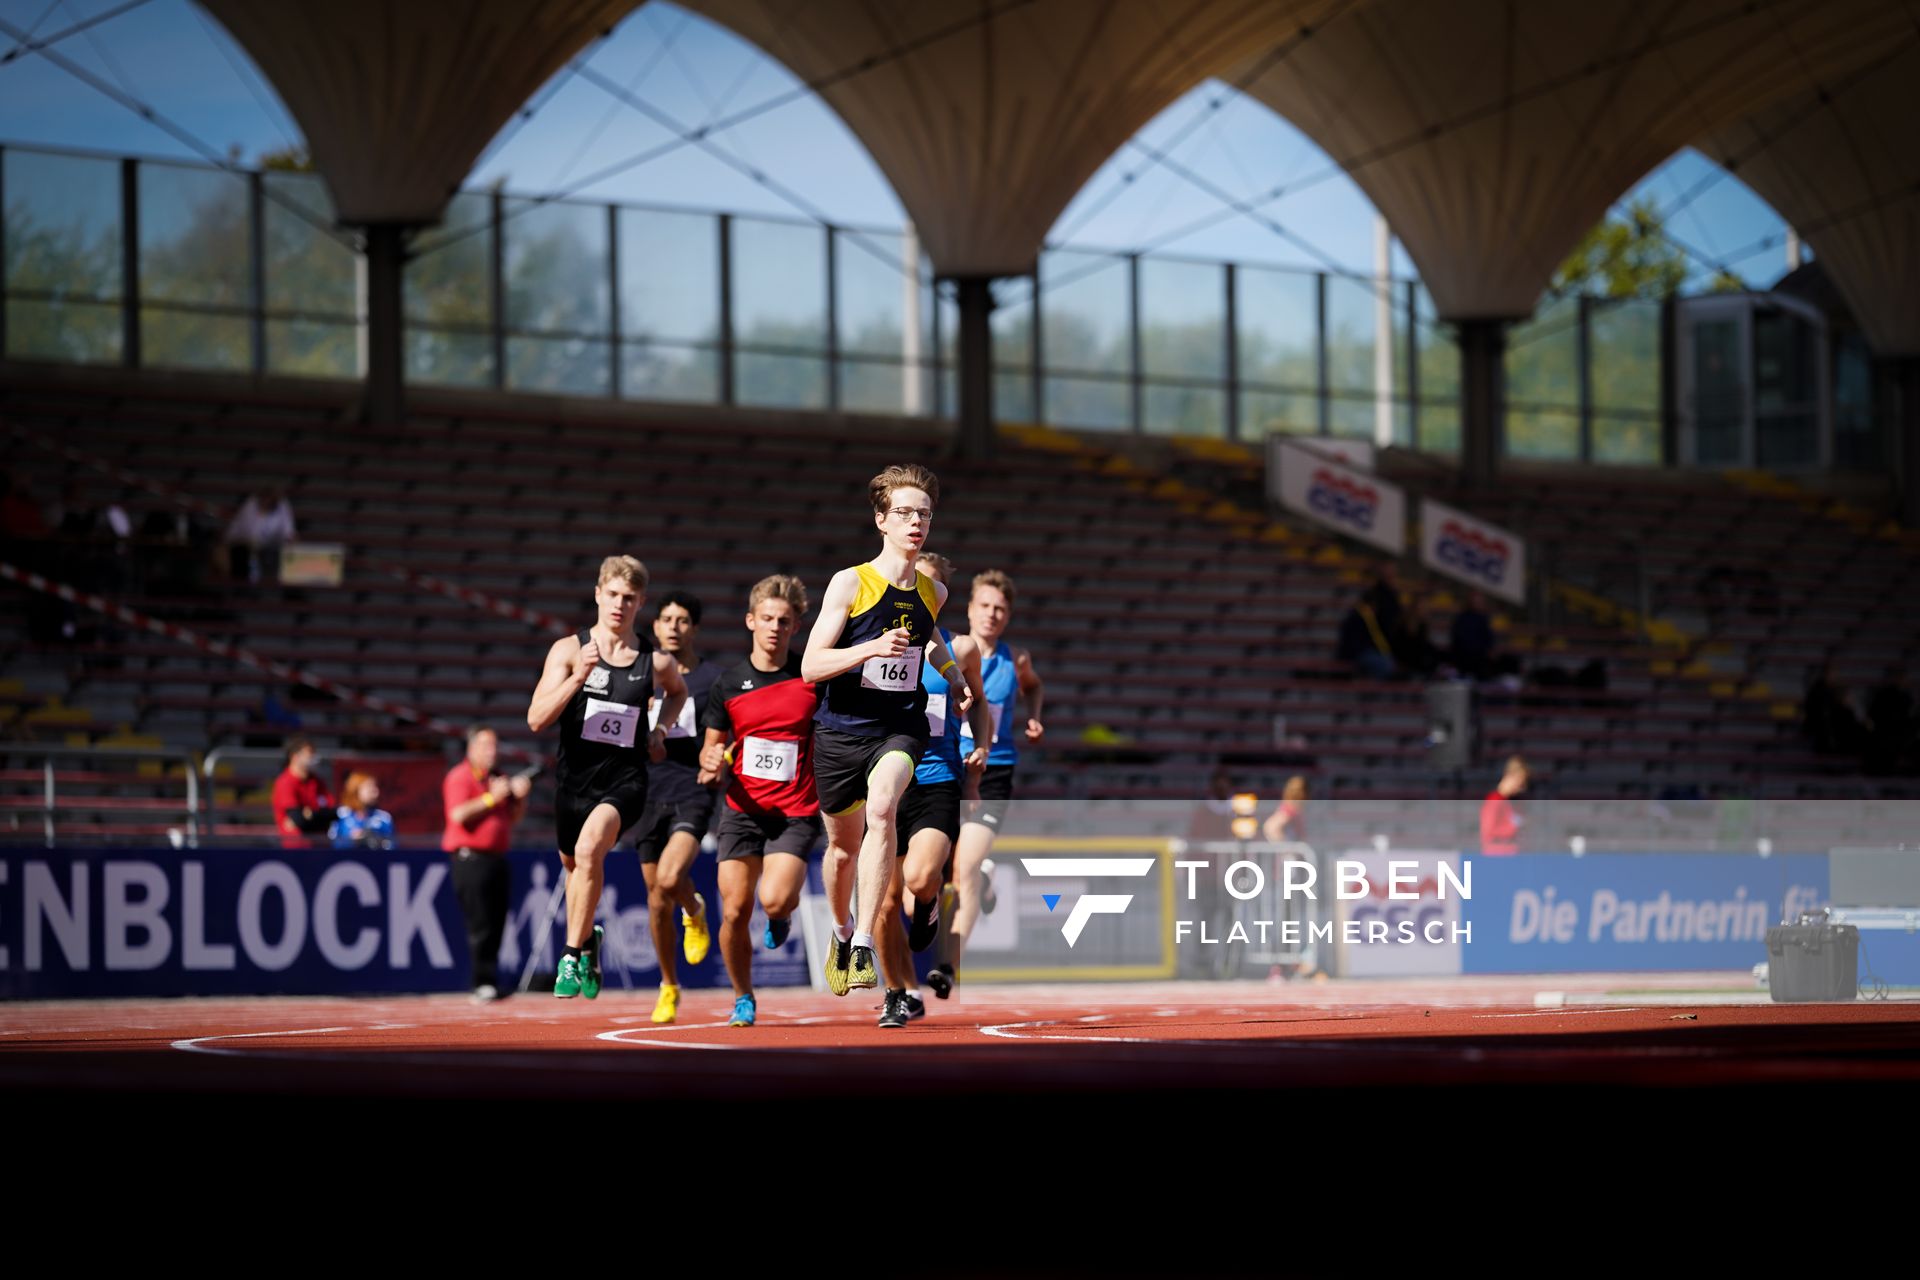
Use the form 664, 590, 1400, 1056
171, 1026, 355, 1056
980, 1019, 1155, 1044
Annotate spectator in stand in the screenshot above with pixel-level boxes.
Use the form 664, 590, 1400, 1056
1865, 669, 1916, 776
1, 472, 50, 563
329, 771, 396, 850
1479, 756, 1529, 856
1394, 600, 1443, 679
1802, 664, 1865, 756
1337, 592, 1398, 680
1364, 564, 1405, 637
442, 725, 529, 1002
1449, 591, 1497, 681
272, 737, 335, 849
225, 485, 296, 584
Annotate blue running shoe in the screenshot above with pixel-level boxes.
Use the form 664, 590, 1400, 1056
729, 993, 757, 1027
764, 915, 792, 950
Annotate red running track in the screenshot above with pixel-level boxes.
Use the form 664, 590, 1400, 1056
4, 977, 1917, 1100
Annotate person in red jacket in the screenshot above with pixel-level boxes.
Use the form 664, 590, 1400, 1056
1479, 756, 1529, 856
271, 737, 333, 849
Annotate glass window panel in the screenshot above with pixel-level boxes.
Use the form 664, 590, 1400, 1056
1236, 266, 1317, 432
737, 352, 826, 409
141, 306, 248, 371
839, 356, 935, 418
1689, 314, 1743, 465
507, 335, 609, 395
623, 340, 719, 404
1590, 298, 1659, 414
1139, 257, 1223, 380
1592, 413, 1660, 465
836, 227, 929, 358
731, 217, 826, 359
407, 327, 492, 388
619, 208, 718, 346
1833, 335, 1877, 471
406, 192, 491, 330
139, 162, 247, 308
1414, 287, 1460, 459
5, 298, 119, 363
4, 149, 121, 301
504, 198, 609, 337
1507, 408, 1581, 460
1240, 388, 1316, 436
1144, 383, 1226, 437
992, 274, 1036, 421
1040, 249, 1129, 376
1325, 274, 1384, 438
263, 171, 356, 319
1506, 296, 1580, 460
1043, 375, 1128, 430
267, 319, 359, 379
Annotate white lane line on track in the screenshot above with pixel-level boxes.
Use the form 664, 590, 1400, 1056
980, 1019, 1155, 1044
1474, 1007, 1651, 1020
171, 1026, 356, 1055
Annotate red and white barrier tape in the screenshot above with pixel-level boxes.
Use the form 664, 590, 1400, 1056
5, 420, 572, 634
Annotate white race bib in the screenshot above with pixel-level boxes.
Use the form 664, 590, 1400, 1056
860, 649, 922, 692
583, 697, 639, 748
648, 691, 698, 738
739, 735, 798, 782
925, 692, 948, 737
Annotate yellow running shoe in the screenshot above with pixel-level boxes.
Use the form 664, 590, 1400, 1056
848, 943, 878, 990
824, 932, 852, 997
682, 892, 711, 965
651, 982, 681, 1024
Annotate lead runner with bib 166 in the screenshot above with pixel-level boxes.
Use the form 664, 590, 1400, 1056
801, 465, 991, 998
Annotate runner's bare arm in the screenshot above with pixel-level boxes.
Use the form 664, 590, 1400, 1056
527, 634, 590, 732
697, 727, 729, 785
650, 652, 687, 763
801, 568, 903, 683
1016, 646, 1045, 741
949, 633, 991, 769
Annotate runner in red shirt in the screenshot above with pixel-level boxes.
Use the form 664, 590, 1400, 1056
696, 575, 820, 1028
271, 738, 333, 849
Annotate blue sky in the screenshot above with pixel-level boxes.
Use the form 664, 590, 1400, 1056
0, 0, 1797, 292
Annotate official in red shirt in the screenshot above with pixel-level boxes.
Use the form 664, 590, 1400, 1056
443, 725, 529, 1000
1479, 756, 1529, 856
271, 738, 334, 849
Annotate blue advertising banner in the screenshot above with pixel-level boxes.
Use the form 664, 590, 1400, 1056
1460, 854, 1829, 974
0, 847, 811, 999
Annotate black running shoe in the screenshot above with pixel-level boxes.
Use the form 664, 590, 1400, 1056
878, 988, 909, 1029
903, 992, 926, 1021
907, 894, 940, 953
927, 963, 954, 999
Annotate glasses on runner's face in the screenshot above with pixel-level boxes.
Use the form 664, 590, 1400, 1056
889, 507, 932, 523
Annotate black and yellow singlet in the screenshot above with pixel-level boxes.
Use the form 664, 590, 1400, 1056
813, 563, 941, 739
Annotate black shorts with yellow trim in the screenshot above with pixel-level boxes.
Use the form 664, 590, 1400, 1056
812, 725, 926, 817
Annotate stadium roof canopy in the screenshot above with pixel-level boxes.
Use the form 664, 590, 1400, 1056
201, 0, 1917, 352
